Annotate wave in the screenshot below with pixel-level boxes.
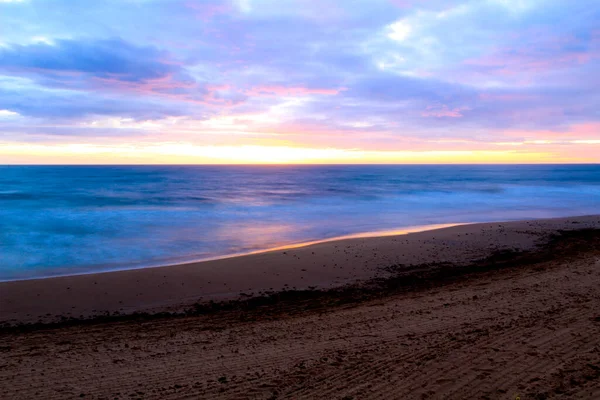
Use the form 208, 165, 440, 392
1, 165, 599, 280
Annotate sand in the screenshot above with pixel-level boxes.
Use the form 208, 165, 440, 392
1, 215, 600, 399
2, 215, 600, 326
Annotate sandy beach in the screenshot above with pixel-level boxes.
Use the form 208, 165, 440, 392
1, 215, 600, 399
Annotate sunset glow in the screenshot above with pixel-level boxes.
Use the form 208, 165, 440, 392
0, 0, 598, 164
1, 142, 587, 164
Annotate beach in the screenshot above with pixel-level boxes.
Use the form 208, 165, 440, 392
1, 215, 600, 399
3, 0, 600, 397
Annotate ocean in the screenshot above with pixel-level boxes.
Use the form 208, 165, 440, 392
1, 164, 599, 281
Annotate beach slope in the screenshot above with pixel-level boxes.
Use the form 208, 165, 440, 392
1, 215, 600, 325
1, 215, 600, 399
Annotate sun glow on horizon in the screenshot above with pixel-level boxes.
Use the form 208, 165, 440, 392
1, 142, 594, 164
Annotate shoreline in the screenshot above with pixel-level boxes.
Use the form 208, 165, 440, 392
0, 222, 459, 283
2, 215, 600, 398
2, 214, 600, 326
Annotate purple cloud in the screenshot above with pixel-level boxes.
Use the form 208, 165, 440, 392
0, 38, 182, 83
0, 0, 598, 160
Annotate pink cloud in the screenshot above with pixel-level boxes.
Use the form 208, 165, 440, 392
570, 122, 600, 136
466, 52, 592, 75
206, 84, 231, 91
503, 122, 600, 140
184, 1, 232, 21
464, 30, 598, 78
478, 93, 538, 101
422, 104, 468, 118
90, 73, 195, 94
388, 0, 415, 8
245, 85, 346, 97
87, 76, 247, 108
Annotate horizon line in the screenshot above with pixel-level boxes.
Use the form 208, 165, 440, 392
2, 162, 599, 166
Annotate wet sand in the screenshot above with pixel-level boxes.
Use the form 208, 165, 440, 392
2, 215, 600, 326
1, 215, 600, 399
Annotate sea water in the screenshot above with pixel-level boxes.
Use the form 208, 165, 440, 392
1, 164, 599, 280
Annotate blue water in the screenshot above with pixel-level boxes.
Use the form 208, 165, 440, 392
1, 165, 599, 281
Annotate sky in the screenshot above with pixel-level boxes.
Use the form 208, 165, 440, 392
0, 0, 598, 164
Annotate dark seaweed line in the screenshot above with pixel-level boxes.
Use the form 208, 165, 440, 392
2, 228, 599, 334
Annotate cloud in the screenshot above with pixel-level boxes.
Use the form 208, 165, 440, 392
387, 19, 412, 41
463, 29, 598, 82
0, 38, 190, 86
348, 72, 476, 103
245, 85, 345, 97
0, 84, 191, 121
183, 0, 232, 20
0, 109, 20, 118
422, 104, 468, 118
0, 0, 598, 162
